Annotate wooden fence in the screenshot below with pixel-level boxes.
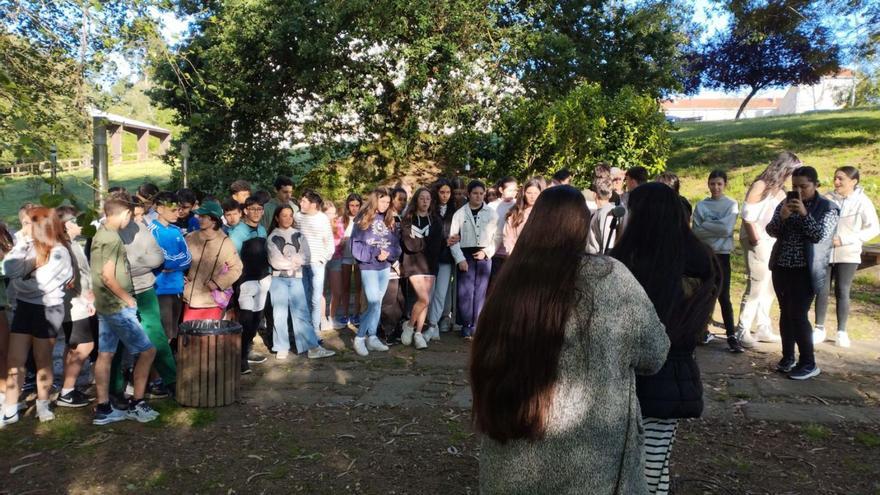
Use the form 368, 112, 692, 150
1, 154, 155, 177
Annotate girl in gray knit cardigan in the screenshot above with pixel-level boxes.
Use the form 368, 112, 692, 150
471, 186, 670, 494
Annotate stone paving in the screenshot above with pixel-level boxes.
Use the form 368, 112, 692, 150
238, 325, 880, 426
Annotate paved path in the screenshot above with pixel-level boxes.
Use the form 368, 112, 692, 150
240, 326, 880, 425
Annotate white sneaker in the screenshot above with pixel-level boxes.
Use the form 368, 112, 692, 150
812, 327, 827, 345
354, 336, 369, 356
438, 318, 451, 333
425, 325, 440, 342
276, 350, 289, 360
836, 331, 851, 348
308, 346, 336, 359
401, 320, 414, 346
736, 328, 756, 348
0, 411, 20, 429
37, 407, 55, 423
754, 327, 781, 343
414, 332, 428, 350
366, 336, 389, 352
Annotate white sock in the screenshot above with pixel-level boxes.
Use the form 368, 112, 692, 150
61, 388, 74, 396
4, 404, 18, 417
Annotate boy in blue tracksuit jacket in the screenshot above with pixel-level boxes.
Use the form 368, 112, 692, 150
149, 192, 193, 341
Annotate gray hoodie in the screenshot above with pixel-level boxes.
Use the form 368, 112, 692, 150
692, 195, 738, 255
119, 219, 165, 295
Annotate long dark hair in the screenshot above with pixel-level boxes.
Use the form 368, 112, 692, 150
269, 204, 295, 233
404, 187, 436, 224
611, 183, 718, 346
342, 193, 362, 229
505, 178, 545, 230
470, 185, 592, 443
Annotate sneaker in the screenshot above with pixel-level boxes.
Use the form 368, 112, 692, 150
0, 412, 19, 429
736, 328, 756, 348
276, 350, 290, 360
425, 325, 440, 342
348, 315, 361, 327
414, 332, 428, 350
461, 326, 474, 340
126, 400, 159, 423
308, 346, 336, 359
701, 332, 715, 345
241, 361, 252, 375
92, 405, 127, 426
754, 327, 781, 343
836, 331, 851, 348
37, 405, 55, 423
57, 389, 94, 408
333, 316, 349, 330
366, 336, 389, 352
247, 351, 267, 364
776, 357, 796, 373
146, 381, 170, 399
401, 320, 414, 346
812, 326, 827, 345
727, 336, 745, 353
354, 336, 369, 356
788, 364, 821, 380
438, 318, 452, 333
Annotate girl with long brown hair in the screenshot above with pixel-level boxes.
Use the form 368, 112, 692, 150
499, 177, 544, 255
350, 187, 401, 356
2, 206, 74, 427
425, 179, 457, 336
471, 186, 669, 494
339, 193, 363, 327
400, 187, 443, 349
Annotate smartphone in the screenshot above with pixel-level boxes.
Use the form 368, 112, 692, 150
786, 190, 800, 202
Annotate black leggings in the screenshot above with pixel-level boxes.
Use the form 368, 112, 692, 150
158, 294, 182, 340
773, 267, 816, 367
814, 263, 858, 332
716, 254, 735, 337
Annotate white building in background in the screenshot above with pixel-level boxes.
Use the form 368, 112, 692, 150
663, 70, 856, 122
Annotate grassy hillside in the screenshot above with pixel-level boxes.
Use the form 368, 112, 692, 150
668, 107, 880, 207
667, 107, 880, 341
0, 159, 173, 225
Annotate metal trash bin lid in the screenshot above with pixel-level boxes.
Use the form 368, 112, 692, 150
178, 319, 242, 335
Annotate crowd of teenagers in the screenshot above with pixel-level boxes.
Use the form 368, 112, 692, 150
0, 152, 877, 491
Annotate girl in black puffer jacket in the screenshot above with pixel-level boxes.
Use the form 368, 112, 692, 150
612, 183, 720, 495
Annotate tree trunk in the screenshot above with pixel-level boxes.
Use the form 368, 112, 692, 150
735, 86, 761, 120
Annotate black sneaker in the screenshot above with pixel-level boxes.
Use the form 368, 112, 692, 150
146, 381, 170, 399
727, 336, 745, 353
247, 351, 267, 364
788, 364, 820, 380
776, 357, 796, 373
56, 389, 94, 408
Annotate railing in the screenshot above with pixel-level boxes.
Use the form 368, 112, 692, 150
0, 154, 160, 177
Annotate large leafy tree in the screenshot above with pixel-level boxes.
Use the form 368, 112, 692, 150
498, 0, 700, 100
699, 0, 841, 120
150, 0, 507, 192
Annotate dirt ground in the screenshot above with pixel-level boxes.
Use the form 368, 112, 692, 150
1, 328, 879, 495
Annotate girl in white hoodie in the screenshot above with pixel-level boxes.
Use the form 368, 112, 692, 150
813, 166, 879, 347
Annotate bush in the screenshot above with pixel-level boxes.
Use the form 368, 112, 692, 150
445, 83, 671, 187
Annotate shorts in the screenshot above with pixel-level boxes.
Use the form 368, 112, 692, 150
63, 317, 98, 346
11, 300, 63, 339
327, 258, 343, 273
97, 306, 154, 354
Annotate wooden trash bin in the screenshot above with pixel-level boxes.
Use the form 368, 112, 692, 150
176, 320, 242, 407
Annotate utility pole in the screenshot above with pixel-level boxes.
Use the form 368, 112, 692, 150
180, 142, 190, 188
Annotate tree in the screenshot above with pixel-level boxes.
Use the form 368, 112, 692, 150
498, 0, 700, 100
700, 1, 841, 120
150, 0, 509, 193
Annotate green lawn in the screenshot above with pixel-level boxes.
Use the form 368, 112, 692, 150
666, 107, 880, 341
0, 159, 174, 225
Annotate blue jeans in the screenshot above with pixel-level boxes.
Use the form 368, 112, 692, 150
428, 262, 454, 326
304, 263, 327, 333
270, 276, 317, 353
358, 267, 390, 338
97, 306, 154, 354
